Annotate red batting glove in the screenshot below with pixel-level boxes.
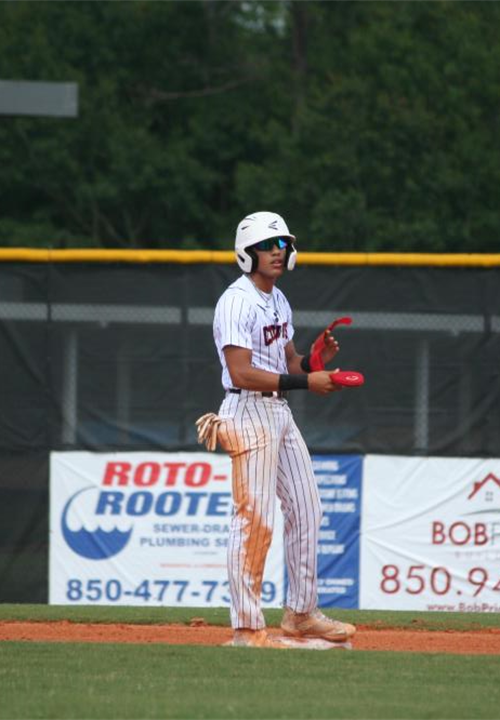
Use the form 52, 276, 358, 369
330, 370, 365, 387
310, 316, 352, 371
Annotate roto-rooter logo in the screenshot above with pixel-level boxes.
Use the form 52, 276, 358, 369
431, 473, 500, 548
61, 460, 231, 559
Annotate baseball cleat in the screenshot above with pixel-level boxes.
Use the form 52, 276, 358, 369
232, 628, 289, 649
281, 608, 356, 643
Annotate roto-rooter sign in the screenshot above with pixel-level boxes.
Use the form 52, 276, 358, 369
360, 456, 500, 612
50, 452, 284, 607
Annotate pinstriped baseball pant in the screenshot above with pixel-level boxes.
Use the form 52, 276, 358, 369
217, 390, 323, 630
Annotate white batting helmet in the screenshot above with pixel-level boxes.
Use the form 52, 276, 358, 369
234, 211, 298, 273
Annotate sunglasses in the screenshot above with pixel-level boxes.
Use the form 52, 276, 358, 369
252, 237, 291, 252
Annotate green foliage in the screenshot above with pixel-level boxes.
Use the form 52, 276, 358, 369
0, 1, 499, 251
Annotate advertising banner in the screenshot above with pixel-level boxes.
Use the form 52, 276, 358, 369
50, 452, 284, 607
314, 455, 363, 609
360, 456, 500, 611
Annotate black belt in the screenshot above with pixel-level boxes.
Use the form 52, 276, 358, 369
229, 388, 287, 399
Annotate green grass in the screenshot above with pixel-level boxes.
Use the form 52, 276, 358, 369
0, 605, 499, 719
0, 642, 499, 720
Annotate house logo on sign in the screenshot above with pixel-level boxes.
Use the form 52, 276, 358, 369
431, 471, 500, 552
467, 473, 500, 504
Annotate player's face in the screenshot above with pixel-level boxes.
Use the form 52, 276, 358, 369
253, 237, 289, 281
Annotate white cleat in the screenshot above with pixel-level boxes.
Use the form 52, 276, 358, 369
281, 607, 356, 643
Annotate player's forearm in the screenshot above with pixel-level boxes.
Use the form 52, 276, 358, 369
286, 353, 307, 375
228, 366, 281, 391
229, 365, 338, 395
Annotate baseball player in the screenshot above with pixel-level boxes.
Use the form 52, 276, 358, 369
212, 211, 356, 648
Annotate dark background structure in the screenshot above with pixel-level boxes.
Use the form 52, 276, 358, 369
1, 258, 499, 602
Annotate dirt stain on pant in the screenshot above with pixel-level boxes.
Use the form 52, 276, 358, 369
218, 420, 274, 627
232, 445, 273, 598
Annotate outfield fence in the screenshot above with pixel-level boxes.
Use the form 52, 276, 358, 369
1, 250, 499, 602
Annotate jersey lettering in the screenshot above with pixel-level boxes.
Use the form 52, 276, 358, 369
263, 321, 288, 346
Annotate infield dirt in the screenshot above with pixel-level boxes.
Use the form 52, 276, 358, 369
1, 620, 499, 654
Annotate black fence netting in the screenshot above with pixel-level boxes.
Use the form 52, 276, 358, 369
1, 261, 499, 456
1, 260, 499, 600
0, 452, 48, 602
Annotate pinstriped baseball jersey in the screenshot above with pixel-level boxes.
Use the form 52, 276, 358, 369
213, 274, 294, 390
214, 274, 323, 631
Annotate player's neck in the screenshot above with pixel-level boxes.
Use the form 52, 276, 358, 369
249, 272, 275, 294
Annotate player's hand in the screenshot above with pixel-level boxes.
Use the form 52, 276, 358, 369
320, 332, 339, 365
309, 317, 351, 371
307, 370, 343, 395
309, 333, 339, 366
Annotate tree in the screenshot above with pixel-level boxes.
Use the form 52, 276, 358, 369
0, 1, 499, 251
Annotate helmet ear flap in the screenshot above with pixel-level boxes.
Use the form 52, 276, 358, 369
236, 247, 258, 273
286, 244, 297, 271
247, 247, 258, 273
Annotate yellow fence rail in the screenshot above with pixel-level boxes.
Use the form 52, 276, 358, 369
0, 248, 499, 267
